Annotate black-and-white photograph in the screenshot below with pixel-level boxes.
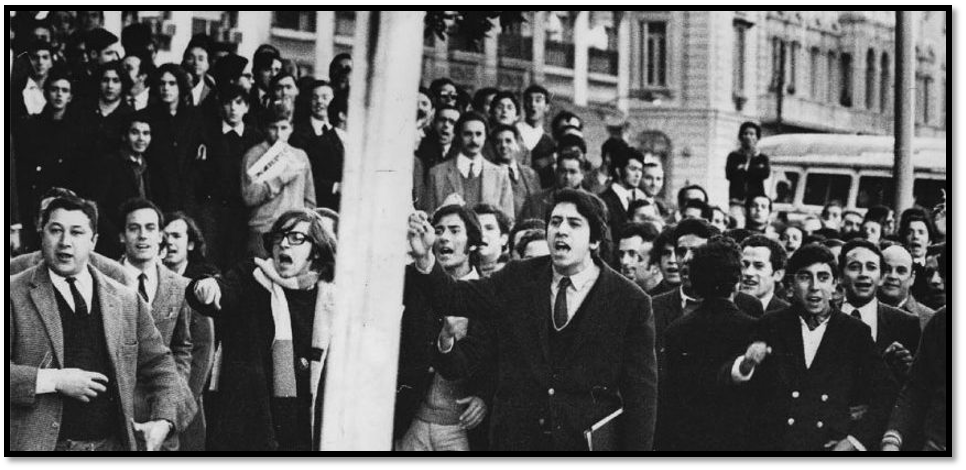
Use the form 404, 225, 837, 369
6, 9, 949, 454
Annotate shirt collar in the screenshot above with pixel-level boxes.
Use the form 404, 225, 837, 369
25, 77, 42, 90
222, 120, 245, 136
843, 298, 878, 320
610, 182, 641, 207
310, 116, 330, 136
48, 266, 94, 288
459, 268, 480, 281
457, 153, 483, 178
48, 266, 94, 310
798, 313, 831, 329
121, 258, 159, 285
552, 261, 601, 292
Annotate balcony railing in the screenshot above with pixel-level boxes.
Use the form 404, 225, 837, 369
498, 34, 533, 61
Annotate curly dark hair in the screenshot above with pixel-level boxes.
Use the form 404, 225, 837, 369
689, 235, 742, 299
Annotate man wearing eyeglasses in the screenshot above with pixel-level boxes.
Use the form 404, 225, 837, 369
730, 244, 896, 451
186, 209, 336, 451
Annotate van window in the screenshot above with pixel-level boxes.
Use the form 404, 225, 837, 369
803, 173, 850, 206
857, 176, 893, 208
773, 171, 799, 204
914, 178, 947, 209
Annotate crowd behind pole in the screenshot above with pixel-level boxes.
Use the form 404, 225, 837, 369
8, 11, 948, 452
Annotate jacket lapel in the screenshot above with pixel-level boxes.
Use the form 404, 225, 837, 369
480, 161, 495, 204
875, 303, 890, 351
562, 263, 610, 364
29, 267, 65, 367
92, 267, 123, 372
152, 264, 175, 319
445, 161, 463, 199
807, 312, 841, 375
529, 262, 554, 370
777, 309, 807, 384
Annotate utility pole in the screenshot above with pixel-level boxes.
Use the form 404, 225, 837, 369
320, 10, 426, 451
893, 11, 916, 213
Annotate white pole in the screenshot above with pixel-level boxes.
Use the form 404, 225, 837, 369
320, 10, 426, 451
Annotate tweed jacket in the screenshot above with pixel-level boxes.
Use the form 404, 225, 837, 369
425, 157, 515, 219
9, 250, 132, 285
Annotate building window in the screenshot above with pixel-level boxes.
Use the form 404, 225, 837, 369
732, 20, 749, 101
826, 51, 837, 104
498, 11, 533, 61
880, 52, 891, 113
545, 11, 576, 68
641, 21, 667, 87
273, 11, 315, 32
788, 41, 799, 95
809, 47, 821, 99
335, 10, 356, 38
865, 49, 877, 110
839, 53, 853, 107
916, 75, 932, 124
588, 11, 619, 76
771, 37, 784, 91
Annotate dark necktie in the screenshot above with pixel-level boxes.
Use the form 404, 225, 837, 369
553, 277, 572, 330
851, 308, 862, 320
468, 162, 476, 179
138, 273, 149, 303
65, 276, 88, 316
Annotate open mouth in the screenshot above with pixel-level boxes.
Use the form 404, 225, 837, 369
277, 253, 293, 266
55, 252, 73, 263
853, 281, 873, 290
805, 295, 823, 303
741, 278, 758, 288
437, 246, 455, 257
552, 240, 571, 252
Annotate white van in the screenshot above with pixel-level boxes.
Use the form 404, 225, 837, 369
760, 133, 947, 219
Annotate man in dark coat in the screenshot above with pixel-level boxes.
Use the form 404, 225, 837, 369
289, 80, 344, 211
731, 244, 896, 451
650, 219, 763, 357
657, 236, 757, 451
407, 189, 657, 451
598, 146, 646, 243
838, 239, 921, 383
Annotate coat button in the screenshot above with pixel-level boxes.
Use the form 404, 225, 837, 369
538, 418, 545, 426
787, 418, 795, 426
36, 166, 42, 172
816, 421, 824, 428
821, 394, 829, 402
791, 391, 800, 398
427, 367, 434, 374
548, 388, 555, 396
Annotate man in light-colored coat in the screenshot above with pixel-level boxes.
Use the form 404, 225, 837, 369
9, 196, 187, 451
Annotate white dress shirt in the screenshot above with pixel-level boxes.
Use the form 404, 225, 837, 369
23, 77, 46, 115
222, 120, 245, 136
842, 298, 879, 341
610, 183, 645, 211
49, 267, 94, 314
122, 259, 160, 305
456, 153, 484, 179
132, 88, 150, 111
550, 262, 601, 330
516, 121, 544, 151
191, 78, 206, 105
309, 116, 331, 137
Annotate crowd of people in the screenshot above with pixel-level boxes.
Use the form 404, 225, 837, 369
9, 11, 948, 453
